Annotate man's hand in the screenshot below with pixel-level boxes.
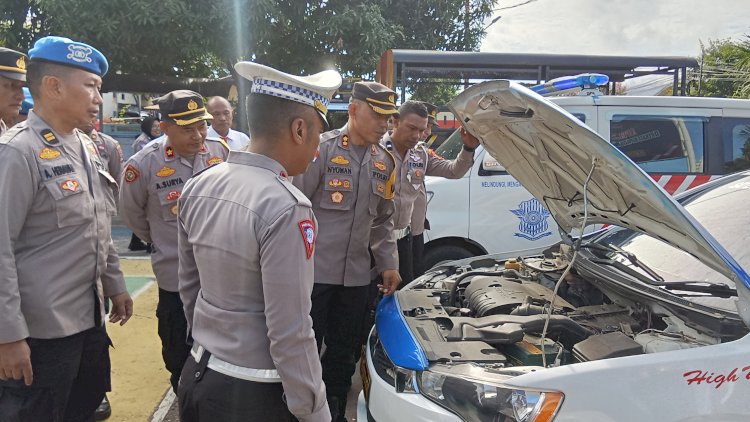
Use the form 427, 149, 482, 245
378, 269, 402, 295
0, 340, 32, 386
460, 127, 480, 149
109, 292, 133, 326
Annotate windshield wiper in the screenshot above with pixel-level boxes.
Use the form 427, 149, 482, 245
660, 281, 737, 298
581, 242, 665, 282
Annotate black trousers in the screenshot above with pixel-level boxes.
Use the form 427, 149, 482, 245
178, 353, 296, 422
0, 326, 111, 422
156, 288, 191, 393
412, 233, 425, 277
396, 234, 414, 288
310, 283, 370, 398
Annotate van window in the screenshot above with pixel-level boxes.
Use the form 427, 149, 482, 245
722, 118, 750, 173
609, 115, 706, 173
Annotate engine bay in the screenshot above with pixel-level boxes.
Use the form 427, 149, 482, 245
397, 246, 747, 369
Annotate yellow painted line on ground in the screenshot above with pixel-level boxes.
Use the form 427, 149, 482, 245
107, 259, 171, 422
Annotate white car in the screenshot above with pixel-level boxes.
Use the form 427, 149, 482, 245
360, 80, 750, 421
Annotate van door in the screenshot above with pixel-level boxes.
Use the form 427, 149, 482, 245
597, 106, 721, 194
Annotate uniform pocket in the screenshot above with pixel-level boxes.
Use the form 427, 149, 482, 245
158, 191, 180, 222
368, 179, 387, 216
43, 177, 94, 228
319, 175, 354, 211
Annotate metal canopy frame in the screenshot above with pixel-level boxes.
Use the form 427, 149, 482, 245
377, 50, 698, 102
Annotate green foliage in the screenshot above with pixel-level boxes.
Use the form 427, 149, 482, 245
1, 0, 500, 84
692, 37, 750, 98
409, 80, 460, 107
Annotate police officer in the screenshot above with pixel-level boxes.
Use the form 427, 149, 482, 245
178, 62, 340, 422
79, 121, 124, 190
409, 101, 438, 277
0, 35, 133, 421
293, 81, 400, 421
206, 96, 250, 150
118, 90, 229, 392
0, 47, 27, 135
384, 101, 478, 285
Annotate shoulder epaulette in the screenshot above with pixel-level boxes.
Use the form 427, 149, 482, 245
277, 177, 312, 208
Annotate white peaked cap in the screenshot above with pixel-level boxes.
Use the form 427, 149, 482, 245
234, 61, 342, 123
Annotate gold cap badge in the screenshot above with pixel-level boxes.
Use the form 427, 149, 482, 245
16, 56, 26, 71
187, 99, 198, 110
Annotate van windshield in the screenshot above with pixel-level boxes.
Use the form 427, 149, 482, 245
434, 129, 464, 159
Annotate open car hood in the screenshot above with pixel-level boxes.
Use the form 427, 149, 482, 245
448, 81, 750, 320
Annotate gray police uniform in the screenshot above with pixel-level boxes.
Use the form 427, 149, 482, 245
293, 126, 397, 286
0, 111, 126, 418
178, 151, 329, 422
292, 125, 396, 402
118, 135, 228, 391
0, 120, 6, 137
383, 133, 474, 282
90, 129, 124, 182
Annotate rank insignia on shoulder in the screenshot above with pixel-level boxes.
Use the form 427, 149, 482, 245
60, 179, 80, 193
341, 135, 350, 149
40, 129, 59, 145
298, 219, 316, 260
330, 155, 349, 165
331, 191, 344, 204
124, 164, 140, 183
39, 147, 61, 160
370, 145, 378, 155
373, 160, 386, 171
166, 190, 181, 201
165, 146, 175, 158
207, 156, 223, 166
170, 204, 179, 215
156, 166, 176, 177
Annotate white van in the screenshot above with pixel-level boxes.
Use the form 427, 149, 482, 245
423, 95, 750, 270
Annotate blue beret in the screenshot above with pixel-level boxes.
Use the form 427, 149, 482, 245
29, 36, 108, 77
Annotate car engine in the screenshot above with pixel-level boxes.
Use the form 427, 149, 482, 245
394, 246, 745, 369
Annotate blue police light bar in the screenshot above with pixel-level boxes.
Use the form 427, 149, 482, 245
375, 294, 429, 370
531, 73, 609, 96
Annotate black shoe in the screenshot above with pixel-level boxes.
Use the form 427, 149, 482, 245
327, 395, 347, 422
128, 242, 148, 251
95, 395, 111, 420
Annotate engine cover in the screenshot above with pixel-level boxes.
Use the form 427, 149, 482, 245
464, 276, 575, 317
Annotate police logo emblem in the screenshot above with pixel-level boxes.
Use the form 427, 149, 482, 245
60, 179, 80, 193
388, 94, 395, 104
314, 99, 327, 114
171, 204, 179, 215
510, 198, 552, 241
124, 164, 139, 183
187, 99, 198, 110
414, 169, 423, 178
377, 183, 385, 193
166, 190, 181, 201
331, 155, 349, 165
66, 44, 93, 63
298, 219, 316, 260
156, 166, 176, 177
39, 148, 61, 160
343, 180, 351, 189
16, 56, 26, 70
331, 191, 344, 204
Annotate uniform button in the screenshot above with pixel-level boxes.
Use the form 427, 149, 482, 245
194, 371, 201, 378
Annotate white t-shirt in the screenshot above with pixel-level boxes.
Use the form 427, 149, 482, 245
207, 126, 250, 150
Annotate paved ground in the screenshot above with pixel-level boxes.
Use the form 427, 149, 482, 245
109, 223, 363, 421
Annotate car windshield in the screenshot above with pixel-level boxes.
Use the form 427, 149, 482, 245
434, 129, 464, 160
590, 173, 750, 294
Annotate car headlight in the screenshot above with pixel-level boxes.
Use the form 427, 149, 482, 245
370, 332, 419, 393
418, 369, 563, 422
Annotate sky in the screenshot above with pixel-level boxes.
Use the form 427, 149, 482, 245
481, 0, 749, 58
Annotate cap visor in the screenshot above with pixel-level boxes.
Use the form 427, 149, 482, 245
368, 103, 399, 115
173, 111, 214, 126
0, 71, 26, 82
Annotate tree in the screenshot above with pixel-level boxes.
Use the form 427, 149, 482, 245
0, 0, 50, 51
692, 37, 750, 98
